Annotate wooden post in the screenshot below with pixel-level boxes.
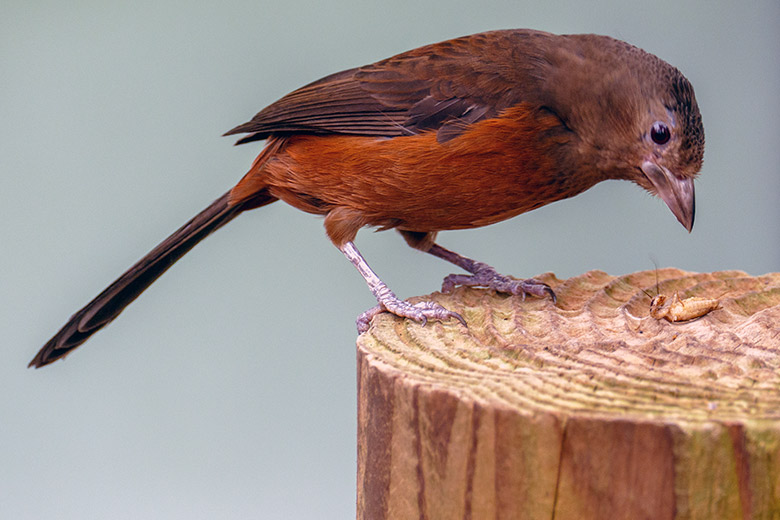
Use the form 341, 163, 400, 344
356, 269, 780, 520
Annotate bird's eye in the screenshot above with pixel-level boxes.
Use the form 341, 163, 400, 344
650, 121, 671, 145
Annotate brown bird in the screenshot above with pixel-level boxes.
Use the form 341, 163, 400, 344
30, 29, 704, 368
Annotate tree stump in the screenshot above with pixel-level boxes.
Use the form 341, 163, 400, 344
356, 269, 780, 520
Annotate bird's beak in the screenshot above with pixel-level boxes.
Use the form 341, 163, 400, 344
641, 161, 695, 232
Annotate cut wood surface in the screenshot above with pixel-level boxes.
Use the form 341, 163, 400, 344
356, 269, 780, 520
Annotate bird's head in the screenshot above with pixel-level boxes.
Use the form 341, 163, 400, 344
630, 71, 703, 232
544, 35, 705, 231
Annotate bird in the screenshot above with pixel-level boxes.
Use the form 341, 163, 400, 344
29, 29, 704, 368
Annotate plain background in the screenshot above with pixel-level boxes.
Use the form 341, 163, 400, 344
2, 1, 778, 518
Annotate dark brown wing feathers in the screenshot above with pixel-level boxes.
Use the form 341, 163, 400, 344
224, 70, 410, 144
224, 29, 553, 144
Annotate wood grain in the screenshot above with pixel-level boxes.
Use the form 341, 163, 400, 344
356, 269, 780, 520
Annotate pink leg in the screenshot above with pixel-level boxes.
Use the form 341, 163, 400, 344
339, 241, 466, 333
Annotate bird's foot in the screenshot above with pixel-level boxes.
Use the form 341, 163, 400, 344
441, 262, 556, 303
356, 297, 466, 333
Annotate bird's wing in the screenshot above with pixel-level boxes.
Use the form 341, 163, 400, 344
224, 29, 552, 144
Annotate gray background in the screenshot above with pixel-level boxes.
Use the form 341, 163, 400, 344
2, 0, 778, 518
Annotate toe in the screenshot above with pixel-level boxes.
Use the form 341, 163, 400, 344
357, 298, 466, 332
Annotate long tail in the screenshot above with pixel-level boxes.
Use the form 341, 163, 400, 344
30, 189, 276, 368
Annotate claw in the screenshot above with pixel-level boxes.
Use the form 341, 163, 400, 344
451, 312, 467, 327
443, 268, 556, 304
357, 305, 384, 333
545, 286, 557, 304
424, 243, 556, 304
519, 277, 557, 303
356, 299, 466, 333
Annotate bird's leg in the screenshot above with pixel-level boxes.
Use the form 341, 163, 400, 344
339, 241, 466, 333
425, 243, 556, 303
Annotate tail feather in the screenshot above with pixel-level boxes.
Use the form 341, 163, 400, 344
30, 189, 276, 368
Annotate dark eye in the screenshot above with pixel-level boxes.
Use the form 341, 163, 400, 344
650, 121, 671, 145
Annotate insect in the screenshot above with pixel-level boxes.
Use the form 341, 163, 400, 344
639, 265, 721, 323
648, 292, 720, 323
